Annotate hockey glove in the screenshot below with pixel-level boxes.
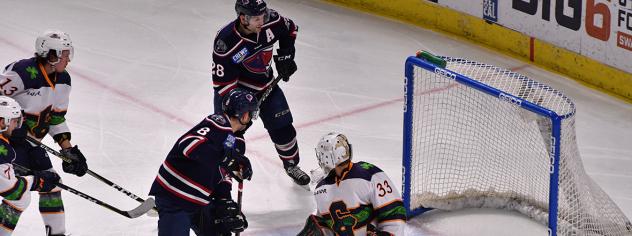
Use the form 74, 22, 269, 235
31, 170, 60, 192
60, 146, 88, 177
212, 198, 248, 234
221, 135, 252, 182
220, 153, 252, 182
9, 127, 28, 147
273, 48, 297, 82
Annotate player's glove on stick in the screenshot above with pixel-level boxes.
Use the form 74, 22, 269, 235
273, 48, 297, 82
212, 198, 248, 234
220, 152, 252, 182
60, 146, 88, 177
31, 170, 60, 192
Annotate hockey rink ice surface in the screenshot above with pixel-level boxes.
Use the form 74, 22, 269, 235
1, 0, 631, 235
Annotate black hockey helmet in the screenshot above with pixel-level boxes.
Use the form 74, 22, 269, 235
222, 88, 259, 120
235, 0, 267, 17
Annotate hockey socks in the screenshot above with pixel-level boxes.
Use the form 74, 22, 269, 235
39, 191, 66, 235
0, 200, 23, 235
268, 125, 310, 185
268, 125, 300, 167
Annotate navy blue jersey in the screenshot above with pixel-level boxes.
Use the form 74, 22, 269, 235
149, 114, 243, 209
212, 9, 298, 96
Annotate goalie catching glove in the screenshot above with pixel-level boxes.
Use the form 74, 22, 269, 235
60, 145, 88, 177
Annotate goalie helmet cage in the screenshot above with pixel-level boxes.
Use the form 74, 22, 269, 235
402, 55, 632, 236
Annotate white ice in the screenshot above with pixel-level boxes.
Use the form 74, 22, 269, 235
0, 0, 630, 235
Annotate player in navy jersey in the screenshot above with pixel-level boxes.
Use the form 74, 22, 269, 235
149, 89, 257, 236
0, 30, 87, 235
211, 0, 310, 186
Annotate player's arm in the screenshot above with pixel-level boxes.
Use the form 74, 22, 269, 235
0, 162, 60, 200
212, 38, 240, 97
49, 73, 72, 148
0, 71, 25, 98
48, 73, 89, 177
270, 10, 298, 81
0, 163, 32, 201
370, 171, 407, 235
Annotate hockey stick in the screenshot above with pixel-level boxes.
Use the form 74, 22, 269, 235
236, 181, 244, 236
25, 136, 159, 214
257, 75, 283, 108
12, 164, 155, 218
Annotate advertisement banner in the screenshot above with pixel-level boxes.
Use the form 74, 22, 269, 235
433, 0, 632, 74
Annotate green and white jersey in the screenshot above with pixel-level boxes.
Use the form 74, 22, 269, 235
313, 161, 406, 236
1, 57, 71, 141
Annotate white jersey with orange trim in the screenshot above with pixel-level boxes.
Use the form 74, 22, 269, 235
1, 57, 71, 141
312, 161, 406, 235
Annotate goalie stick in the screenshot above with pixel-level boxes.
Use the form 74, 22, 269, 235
12, 164, 155, 218
25, 136, 159, 214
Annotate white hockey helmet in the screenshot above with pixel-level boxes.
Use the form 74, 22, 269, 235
315, 132, 352, 174
35, 30, 74, 62
0, 96, 22, 132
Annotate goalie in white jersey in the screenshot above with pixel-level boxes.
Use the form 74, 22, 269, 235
299, 132, 407, 236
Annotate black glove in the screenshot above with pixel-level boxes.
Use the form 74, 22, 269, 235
9, 127, 28, 147
212, 198, 248, 234
220, 152, 252, 182
273, 48, 297, 82
60, 146, 88, 177
221, 136, 252, 182
31, 170, 60, 192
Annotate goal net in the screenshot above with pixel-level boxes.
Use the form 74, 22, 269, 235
402, 53, 632, 236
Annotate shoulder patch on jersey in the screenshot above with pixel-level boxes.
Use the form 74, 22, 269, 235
25, 66, 39, 80
209, 114, 227, 125
268, 9, 279, 20
0, 145, 7, 156
215, 39, 228, 54
232, 47, 249, 64
359, 162, 374, 170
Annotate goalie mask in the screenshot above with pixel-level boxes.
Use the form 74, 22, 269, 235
315, 132, 352, 174
35, 30, 74, 63
0, 96, 23, 132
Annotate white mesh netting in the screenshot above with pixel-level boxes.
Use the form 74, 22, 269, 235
407, 57, 632, 236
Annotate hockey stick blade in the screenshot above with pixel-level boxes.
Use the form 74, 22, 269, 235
13, 164, 154, 218
126, 197, 156, 218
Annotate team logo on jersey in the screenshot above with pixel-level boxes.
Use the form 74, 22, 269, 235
215, 39, 228, 54
0, 145, 7, 156
210, 114, 227, 125
232, 47, 250, 64
243, 48, 272, 73
26, 66, 39, 80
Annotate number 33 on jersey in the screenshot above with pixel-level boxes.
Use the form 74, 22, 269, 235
312, 162, 406, 235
